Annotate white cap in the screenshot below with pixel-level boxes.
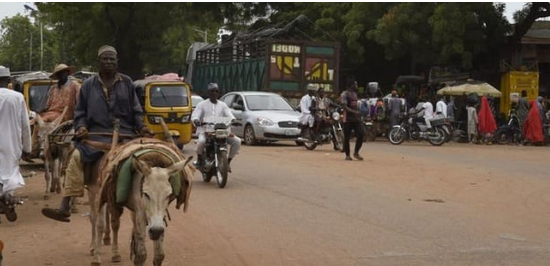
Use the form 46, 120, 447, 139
207, 82, 219, 90
0, 65, 10, 78
306, 84, 317, 91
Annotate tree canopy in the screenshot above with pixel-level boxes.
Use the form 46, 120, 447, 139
0, 2, 548, 88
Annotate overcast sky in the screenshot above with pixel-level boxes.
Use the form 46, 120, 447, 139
0, 2, 529, 23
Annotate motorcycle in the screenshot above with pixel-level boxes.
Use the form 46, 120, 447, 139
362, 117, 391, 141
297, 108, 344, 152
0, 194, 23, 223
195, 117, 237, 188
493, 111, 522, 145
388, 112, 447, 146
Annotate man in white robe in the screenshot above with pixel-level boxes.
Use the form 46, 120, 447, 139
0, 66, 32, 199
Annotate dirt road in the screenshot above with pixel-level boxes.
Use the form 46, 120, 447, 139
1, 140, 549, 266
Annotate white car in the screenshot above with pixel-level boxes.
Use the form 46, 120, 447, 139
220, 91, 302, 145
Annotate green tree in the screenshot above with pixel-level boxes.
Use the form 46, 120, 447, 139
28, 3, 268, 79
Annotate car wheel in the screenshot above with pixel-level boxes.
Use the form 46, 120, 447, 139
244, 125, 258, 145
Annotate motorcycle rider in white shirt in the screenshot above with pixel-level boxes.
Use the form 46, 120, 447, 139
191, 83, 241, 171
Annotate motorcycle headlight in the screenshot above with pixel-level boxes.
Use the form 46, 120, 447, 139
258, 117, 275, 126
215, 129, 230, 138
331, 111, 340, 121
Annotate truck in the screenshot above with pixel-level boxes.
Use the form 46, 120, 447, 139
499, 70, 539, 116
185, 15, 340, 104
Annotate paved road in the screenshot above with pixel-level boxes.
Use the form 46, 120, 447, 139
2, 140, 550, 266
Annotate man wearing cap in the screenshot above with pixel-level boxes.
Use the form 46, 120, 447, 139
0, 66, 32, 221
299, 84, 317, 140
30, 63, 81, 155
42, 45, 153, 222
191, 82, 241, 170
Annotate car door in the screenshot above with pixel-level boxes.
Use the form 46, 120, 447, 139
229, 94, 246, 137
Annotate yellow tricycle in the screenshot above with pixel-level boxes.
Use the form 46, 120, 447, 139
134, 76, 193, 150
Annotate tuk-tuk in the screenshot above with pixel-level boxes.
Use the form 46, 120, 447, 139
10, 71, 53, 113
134, 75, 193, 149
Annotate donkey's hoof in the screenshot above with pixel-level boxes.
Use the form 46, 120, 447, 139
89, 248, 95, 256
112, 254, 121, 262
103, 238, 111, 245
56, 187, 62, 194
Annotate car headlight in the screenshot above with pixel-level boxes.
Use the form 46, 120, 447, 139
331, 111, 340, 121
181, 114, 190, 123
257, 117, 275, 126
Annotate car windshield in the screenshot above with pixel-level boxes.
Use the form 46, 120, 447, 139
150, 86, 189, 107
245, 95, 293, 111
192, 96, 204, 107
29, 85, 49, 112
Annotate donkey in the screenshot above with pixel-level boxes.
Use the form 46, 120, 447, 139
34, 107, 73, 200
89, 138, 193, 266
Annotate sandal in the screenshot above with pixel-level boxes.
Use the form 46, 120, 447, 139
41, 208, 71, 222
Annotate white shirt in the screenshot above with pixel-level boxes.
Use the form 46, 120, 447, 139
0, 88, 32, 194
435, 100, 448, 118
299, 94, 314, 125
191, 99, 235, 135
300, 94, 313, 115
422, 101, 434, 119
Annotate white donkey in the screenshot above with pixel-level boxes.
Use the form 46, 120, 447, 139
89, 138, 193, 266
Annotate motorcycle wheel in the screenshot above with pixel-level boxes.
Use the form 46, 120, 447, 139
202, 169, 212, 183
493, 129, 511, 144
428, 127, 446, 146
388, 127, 405, 145
216, 150, 229, 188
333, 130, 344, 152
302, 128, 318, 150
363, 126, 376, 142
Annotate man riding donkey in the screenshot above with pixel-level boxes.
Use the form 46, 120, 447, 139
42, 45, 154, 222
29, 63, 81, 158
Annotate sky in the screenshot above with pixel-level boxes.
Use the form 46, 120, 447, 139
0, 2, 529, 23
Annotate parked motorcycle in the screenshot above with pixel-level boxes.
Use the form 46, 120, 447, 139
388, 112, 447, 146
362, 117, 391, 141
493, 111, 522, 145
195, 117, 237, 188
298, 108, 344, 152
0, 195, 23, 223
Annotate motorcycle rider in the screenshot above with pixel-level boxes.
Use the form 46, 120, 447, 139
192, 83, 241, 172
299, 84, 318, 140
413, 95, 434, 130
0, 66, 32, 222
312, 86, 339, 139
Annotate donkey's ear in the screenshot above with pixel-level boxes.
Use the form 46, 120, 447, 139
167, 156, 193, 176
132, 156, 151, 176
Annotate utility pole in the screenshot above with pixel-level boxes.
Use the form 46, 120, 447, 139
193, 28, 207, 43
24, 5, 42, 71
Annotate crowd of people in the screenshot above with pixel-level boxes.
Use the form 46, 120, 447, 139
356, 86, 549, 146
